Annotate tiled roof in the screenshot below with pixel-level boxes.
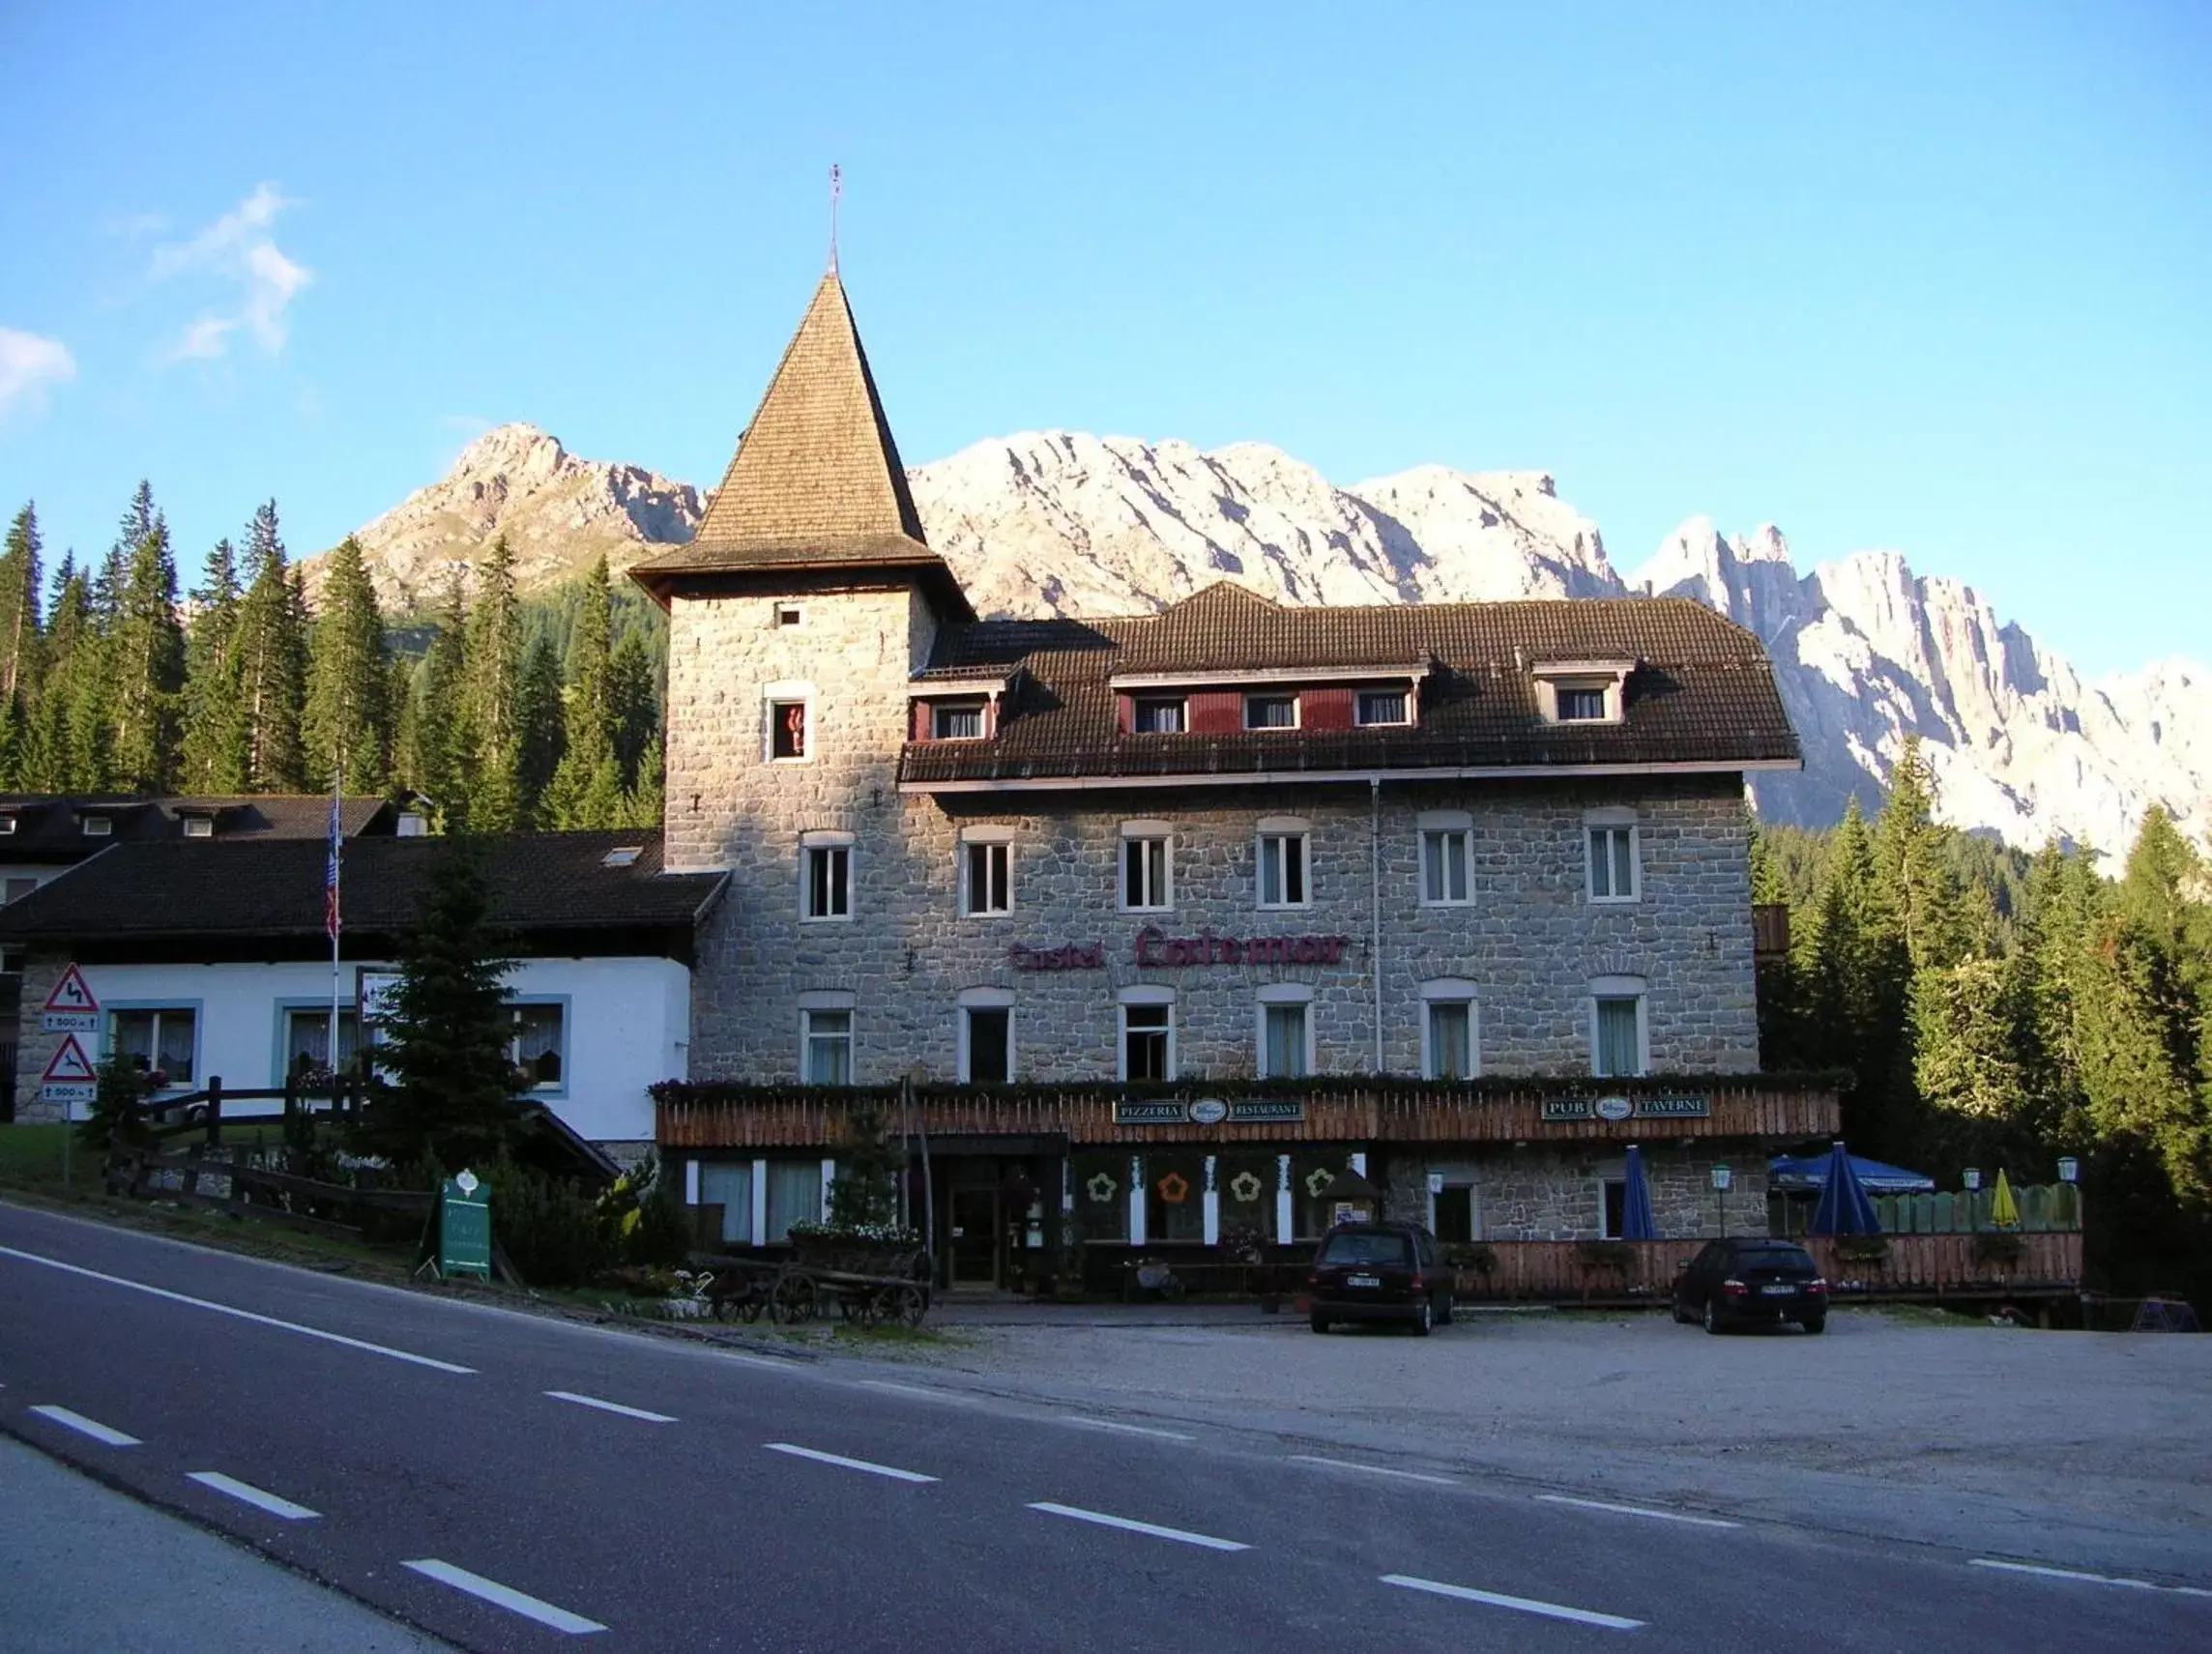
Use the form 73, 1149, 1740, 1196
630, 272, 947, 585
900, 583, 1800, 784
0, 830, 723, 944
0, 794, 393, 859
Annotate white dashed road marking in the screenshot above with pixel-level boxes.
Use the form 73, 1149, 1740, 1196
28, 1405, 140, 1447
1382, 1573, 1644, 1630
764, 1442, 939, 1483
1968, 1558, 2203, 1594
545, 1390, 677, 1424
1065, 1417, 1195, 1442
1290, 1455, 1458, 1486
0, 1245, 475, 1375
1535, 1493, 1740, 1528
187, 1471, 319, 1520
402, 1558, 606, 1635
1027, 1501, 1250, 1552
858, 1379, 976, 1404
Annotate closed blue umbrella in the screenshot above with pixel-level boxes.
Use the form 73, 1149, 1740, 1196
1808, 1140, 1881, 1235
1620, 1144, 1658, 1241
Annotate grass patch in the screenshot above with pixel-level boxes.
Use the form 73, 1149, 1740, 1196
0, 1123, 87, 1199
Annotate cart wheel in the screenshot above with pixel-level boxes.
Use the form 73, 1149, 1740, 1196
772, 1271, 819, 1324
895, 1284, 928, 1327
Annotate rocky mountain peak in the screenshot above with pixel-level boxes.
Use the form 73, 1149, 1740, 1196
329, 423, 2210, 861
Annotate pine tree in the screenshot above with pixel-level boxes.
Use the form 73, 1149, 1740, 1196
303, 535, 393, 792
28, 557, 93, 790
621, 738, 663, 829
179, 538, 249, 793
234, 502, 307, 791
1800, 798, 1911, 1152
401, 571, 471, 827
464, 537, 524, 831
360, 839, 524, 1169
0, 503, 45, 703
542, 556, 626, 827
1874, 736, 1966, 972
106, 495, 186, 791
514, 633, 565, 825
607, 624, 660, 790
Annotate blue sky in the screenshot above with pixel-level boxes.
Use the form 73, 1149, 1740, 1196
1, 2, 2205, 675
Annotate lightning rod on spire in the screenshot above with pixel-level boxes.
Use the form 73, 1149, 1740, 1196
829, 162, 842, 273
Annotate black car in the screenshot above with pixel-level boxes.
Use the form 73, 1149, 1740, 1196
1673, 1237, 1828, 1334
1306, 1223, 1453, 1335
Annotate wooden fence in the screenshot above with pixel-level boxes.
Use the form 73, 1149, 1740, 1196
1450, 1232, 2082, 1302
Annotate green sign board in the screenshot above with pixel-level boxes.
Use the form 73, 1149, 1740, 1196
432, 1171, 493, 1281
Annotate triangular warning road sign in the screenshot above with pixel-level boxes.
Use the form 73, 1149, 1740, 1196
43, 1034, 97, 1085
44, 964, 98, 1016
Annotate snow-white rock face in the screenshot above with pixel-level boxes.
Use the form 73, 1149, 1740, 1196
334, 423, 701, 608
332, 424, 2211, 857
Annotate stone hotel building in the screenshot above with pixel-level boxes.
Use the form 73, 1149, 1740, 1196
637, 272, 1839, 1290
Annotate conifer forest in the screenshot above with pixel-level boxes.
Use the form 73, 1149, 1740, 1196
0, 492, 664, 830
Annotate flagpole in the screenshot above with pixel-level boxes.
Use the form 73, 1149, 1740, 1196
329, 761, 343, 1121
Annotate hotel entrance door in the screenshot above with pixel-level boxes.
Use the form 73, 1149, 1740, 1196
948, 1188, 1000, 1286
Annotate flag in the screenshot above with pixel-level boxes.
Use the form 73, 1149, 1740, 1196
325, 788, 342, 941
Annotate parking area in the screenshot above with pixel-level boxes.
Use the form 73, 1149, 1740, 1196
910, 1304, 2212, 1532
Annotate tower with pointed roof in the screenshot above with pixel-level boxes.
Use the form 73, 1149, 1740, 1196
633, 271, 975, 875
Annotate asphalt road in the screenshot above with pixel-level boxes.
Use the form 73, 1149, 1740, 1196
3, 1201, 2207, 1652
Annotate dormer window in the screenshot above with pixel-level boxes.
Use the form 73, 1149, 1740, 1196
1354, 689, 1410, 727
0, 814, 15, 836
81, 815, 112, 838
182, 817, 214, 839
932, 701, 986, 740
1132, 697, 1185, 735
1534, 659, 1632, 725
1243, 693, 1296, 730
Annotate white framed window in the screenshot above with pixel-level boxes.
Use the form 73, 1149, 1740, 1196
508, 1001, 566, 1091
1354, 688, 1410, 727
764, 679, 817, 763
1534, 663, 1631, 725
1256, 984, 1315, 1080
933, 701, 986, 740
800, 1002, 855, 1086
766, 1159, 826, 1239
1243, 693, 1297, 730
282, 1006, 360, 1080
107, 1005, 197, 1086
1132, 696, 1185, 734
699, 1161, 754, 1245
182, 816, 215, 839
81, 814, 112, 837
1120, 821, 1173, 912
1256, 817, 1309, 910
961, 840, 1011, 916
1118, 987, 1176, 1081
1419, 816, 1472, 906
958, 987, 1014, 1084
1589, 975, 1648, 1078
801, 833, 853, 921
1586, 811, 1640, 903
1418, 979, 1479, 1080
773, 602, 805, 628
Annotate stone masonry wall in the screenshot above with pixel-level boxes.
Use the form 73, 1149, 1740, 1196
12, 949, 68, 1122
1380, 1146, 1773, 1241
673, 582, 1761, 1087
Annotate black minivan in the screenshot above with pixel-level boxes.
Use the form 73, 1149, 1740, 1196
1673, 1237, 1828, 1334
1306, 1223, 1453, 1335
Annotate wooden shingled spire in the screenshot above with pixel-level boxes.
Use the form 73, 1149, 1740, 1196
631, 269, 967, 613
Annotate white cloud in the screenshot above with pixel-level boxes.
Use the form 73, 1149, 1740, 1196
0, 328, 76, 420
148, 183, 312, 362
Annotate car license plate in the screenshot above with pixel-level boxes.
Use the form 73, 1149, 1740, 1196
1347, 1274, 1381, 1288
1761, 1283, 1796, 1295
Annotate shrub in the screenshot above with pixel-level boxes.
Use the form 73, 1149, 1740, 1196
484, 1162, 609, 1287
1972, 1232, 2026, 1270
1444, 1241, 1498, 1275
626, 1177, 693, 1269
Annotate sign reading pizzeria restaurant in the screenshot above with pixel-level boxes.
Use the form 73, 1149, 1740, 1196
1112, 1097, 1308, 1127
1541, 1094, 1711, 1122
